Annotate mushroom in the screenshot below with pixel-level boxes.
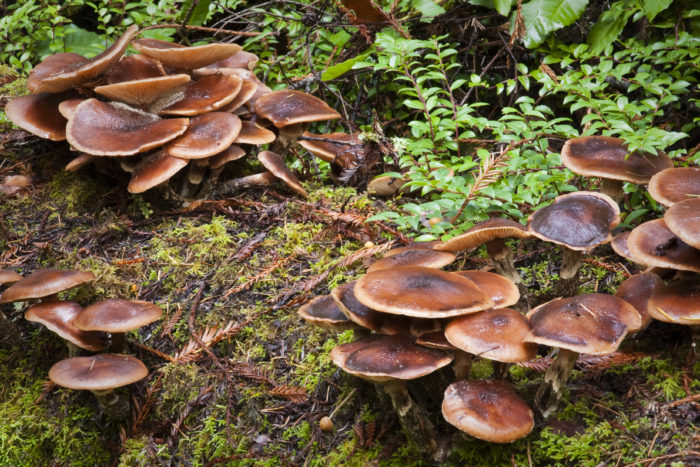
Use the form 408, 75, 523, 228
165, 112, 242, 159
131, 38, 242, 70
218, 80, 259, 113
527, 191, 620, 296
560, 135, 672, 201
664, 198, 700, 249
627, 219, 700, 273
256, 150, 308, 197
614, 272, 664, 331
648, 167, 700, 207
0, 175, 32, 197
0, 269, 95, 304
74, 298, 162, 352
234, 121, 276, 145
435, 218, 530, 284
330, 281, 410, 335
104, 54, 166, 84
647, 279, 700, 348
5, 92, 73, 141
94, 74, 191, 110
524, 294, 641, 418
331, 334, 452, 457
127, 150, 188, 194
195, 50, 260, 72
298, 131, 364, 163
25, 301, 106, 355
0, 270, 22, 286
366, 249, 456, 273
367, 175, 409, 197
297, 295, 355, 330
159, 74, 243, 116
48, 353, 148, 419
442, 380, 534, 443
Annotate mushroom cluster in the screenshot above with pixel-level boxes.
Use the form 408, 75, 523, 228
0, 268, 161, 418
5, 26, 343, 199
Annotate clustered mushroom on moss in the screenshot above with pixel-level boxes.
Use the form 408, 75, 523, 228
5, 26, 344, 199
297, 134, 699, 456
0, 268, 162, 419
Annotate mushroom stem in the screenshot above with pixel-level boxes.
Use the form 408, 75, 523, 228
270, 123, 305, 156
492, 361, 510, 380
66, 341, 82, 358
453, 350, 473, 380
215, 171, 276, 195
92, 389, 130, 420
110, 332, 128, 353
486, 239, 521, 284
692, 325, 700, 355
600, 179, 624, 203
533, 348, 579, 419
556, 247, 583, 297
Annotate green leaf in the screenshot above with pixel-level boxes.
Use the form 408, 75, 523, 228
642, 0, 673, 20
179, 0, 212, 26
495, 0, 516, 16
587, 2, 636, 54
519, 0, 589, 48
323, 47, 373, 81
36, 24, 104, 59
412, 0, 446, 20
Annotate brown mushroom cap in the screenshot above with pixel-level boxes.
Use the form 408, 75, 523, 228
209, 145, 246, 169
5, 92, 70, 141
165, 112, 242, 159
330, 334, 453, 382
442, 380, 534, 443
104, 54, 166, 84
330, 281, 410, 334
297, 295, 353, 329
527, 191, 620, 250
615, 272, 663, 330
354, 266, 493, 318
664, 198, 700, 249
234, 121, 276, 145
383, 241, 442, 257
67, 99, 189, 156
445, 308, 537, 362
127, 150, 188, 193
298, 132, 363, 162
65, 153, 96, 172
610, 231, 647, 266
627, 219, 700, 273
0, 269, 95, 303
132, 39, 242, 70
524, 294, 640, 354
255, 90, 341, 128
561, 136, 672, 184
58, 98, 85, 120
94, 74, 191, 107
25, 301, 106, 351
647, 279, 700, 325
159, 74, 243, 116
366, 249, 456, 273
0, 270, 22, 286
218, 79, 259, 113
415, 330, 457, 350
453, 271, 520, 309
75, 298, 162, 333
197, 50, 259, 72
27, 25, 138, 93
648, 167, 700, 207
435, 218, 530, 252
49, 353, 148, 391
257, 150, 308, 197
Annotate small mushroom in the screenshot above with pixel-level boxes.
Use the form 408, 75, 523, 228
256, 150, 308, 197
165, 112, 242, 159
664, 198, 700, 249
614, 272, 664, 331
5, 92, 72, 141
234, 121, 276, 145
94, 74, 191, 110
25, 301, 106, 355
127, 150, 188, 194
297, 295, 355, 330
0, 269, 95, 304
647, 279, 700, 348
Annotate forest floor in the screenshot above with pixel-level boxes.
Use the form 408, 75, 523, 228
0, 130, 699, 466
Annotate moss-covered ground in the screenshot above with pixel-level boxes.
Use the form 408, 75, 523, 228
0, 136, 698, 466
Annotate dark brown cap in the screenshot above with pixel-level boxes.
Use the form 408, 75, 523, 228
664, 198, 700, 249
330, 281, 410, 334
49, 353, 148, 391
647, 279, 700, 325
104, 54, 166, 84
614, 272, 663, 330
209, 145, 246, 169
561, 136, 672, 184
159, 74, 243, 116
27, 53, 88, 93
442, 380, 534, 443
366, 249, 456, 273
5, 92, 70, 141
453, 270, 520, 308
67, 99, 189, 156
330, 334, 453, 382
354, 266, 492, 318
132, 39, 242, 69
435, 218, 529, 252
610, 231, 647, 266
25, 301, 106, 351
127, 150, 188, 193
0, 269, 95, 303
257, 150, 308, 197
627, 219, 700, 273
165, 112, 242, 159
74, 299, 162, 333
218, 79, 259, 113
527, 191, 620, 250
445, 308, 537, 362
94, 74, 191, 107
297, 295, 354, 329
648, 167, 700, 207
0, 270, 22, 286
255, 90, 341, 127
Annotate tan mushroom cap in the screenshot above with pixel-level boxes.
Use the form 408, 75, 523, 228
255, 90, 341, 128
5, 92, 70, 141
442, 380, 534, 443
67, 99, 189, 156
257, 150, 308, 197
159, 74, 242, 116
445, 308, 536, 362
647, 279, 700, 325
330, 334, 453, 382
165, 112, 242, 159
27, 25, 138, 93
297, 295, 353, 329
330, 281, 410, 335
0, 269, 95, 303
453, 271, 520, 309
234, 121, 276, 145
209, 145, 246, 169
105, 54, 166, 84
58, 98, 85, 120
94, 74, 191, 107
435, 218, 529, 252
75, 298, 162, 333
25, 301, 106, 351
197, 50, 259, 72
627, 219, 700, 273
415, 330, 456, 350
610, 231, 647, 265
49, 353, 148, 391
664, 198, 700, 249
298, 132, 363, 162
383, 241, 442, 257
527, 191, 620, 250
0, 270, 22, 285
366, 249, 456, 273
132, 38, 242, 70
65, 153, 96, 172
127, 150, 188, 193
561, 136, 672, 184
615, 272, 663, 330
367, 175, 409, 197
219, 79, 259, 113
648, 167, 700, 207
355, 266, 493, 318
524, 294, 640, 354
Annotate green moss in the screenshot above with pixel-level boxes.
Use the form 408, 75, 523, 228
118, 436, 171, 466
44, 170, 103, 219
156, 363, 211, 419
